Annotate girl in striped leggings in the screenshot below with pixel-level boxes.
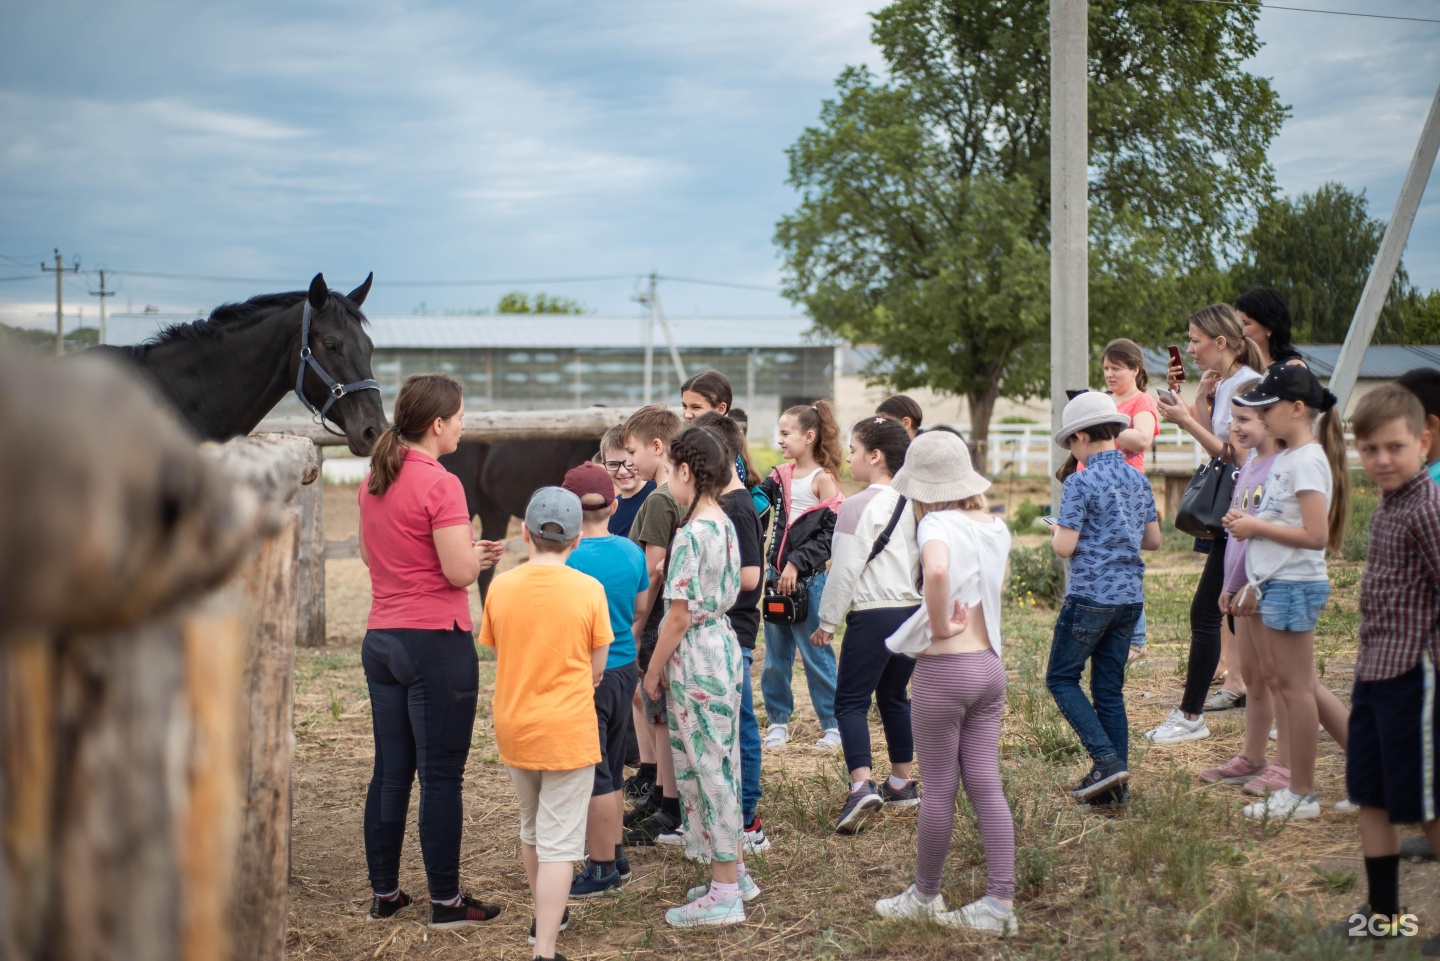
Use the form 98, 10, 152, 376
874, 430, 1018, 935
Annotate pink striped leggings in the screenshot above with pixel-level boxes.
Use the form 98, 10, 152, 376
911, 650, 1014, 900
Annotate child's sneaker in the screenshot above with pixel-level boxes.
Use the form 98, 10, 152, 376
764, 723, 789, 749
664, 894, 745, 927
429, 894, 502, 929
654, 822, 686, 847
743, 814, 772, 854
875, 884, 946, 919
569, 859, 622, 899
878, 778, 921, 809
1333, 798, 1359, 814
937, 897, 1018, 935
1067, 759, 1128, 800
615, 848, 632, 881
623, 807, 681, 846
622, 768, 655, 800
814, 728, 843, 752
1198, 754, 1266, 785
367, 890, 412, 920
1078, 784, 1130, 806
624, 785, 662, 826
835, 781, 884, 834
1143, 708, 1209, 744
1241, 787, 1320, 822
687, 874, 761, 902
1241, 761, 1290, 796
527, 907, 570, 945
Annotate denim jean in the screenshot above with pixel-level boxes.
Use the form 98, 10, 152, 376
833, 605, 919, 774
760, 571, 838, 730
740, 647, 761, 820
362, 626, 479, 900
1130, 609, 1147, 650
1045, 597, 1141, 768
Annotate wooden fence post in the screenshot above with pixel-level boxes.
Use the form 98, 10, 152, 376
295, 474, 326, 648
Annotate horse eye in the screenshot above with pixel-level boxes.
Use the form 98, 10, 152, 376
323, 340, 340, 352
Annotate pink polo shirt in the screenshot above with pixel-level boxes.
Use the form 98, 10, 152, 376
359, 448, 473, 631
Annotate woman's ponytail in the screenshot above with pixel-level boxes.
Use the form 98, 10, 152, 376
367, 426, 405, 496
1316, 397, 1350, 552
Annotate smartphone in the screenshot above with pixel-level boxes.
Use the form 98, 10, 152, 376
1168, 345, 1186, 382
1156, 387, 1177, 405
1042, 515, 1059, 527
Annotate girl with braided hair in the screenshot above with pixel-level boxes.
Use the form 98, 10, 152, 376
641, 427, 753, 927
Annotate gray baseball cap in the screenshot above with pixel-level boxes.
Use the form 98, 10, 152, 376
525, 486, 582, 542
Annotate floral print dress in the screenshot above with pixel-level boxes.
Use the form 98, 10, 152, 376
664, 515, 743, 862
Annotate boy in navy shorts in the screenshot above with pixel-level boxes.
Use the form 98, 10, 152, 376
1338, 383, 1440, 949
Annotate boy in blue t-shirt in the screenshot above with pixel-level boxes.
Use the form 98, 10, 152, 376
1046, 393, 1161, 804
562, 462, 650, 897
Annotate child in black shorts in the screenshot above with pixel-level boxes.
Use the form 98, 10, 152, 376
1336, 383, 1440, 949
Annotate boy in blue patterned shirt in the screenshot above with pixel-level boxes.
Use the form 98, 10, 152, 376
1046, 392, 1162, 803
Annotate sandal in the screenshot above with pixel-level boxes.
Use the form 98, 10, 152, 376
1203, 688, 1245, 712
1210, 670, 1227, 687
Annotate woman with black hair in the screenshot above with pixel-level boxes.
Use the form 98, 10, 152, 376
1235, 287, 1307, 373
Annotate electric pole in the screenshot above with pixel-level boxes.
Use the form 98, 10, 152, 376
91, 268, 113, 346
40, 249, 78, 356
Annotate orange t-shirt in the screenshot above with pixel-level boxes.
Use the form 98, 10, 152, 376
478, 563, 612, 770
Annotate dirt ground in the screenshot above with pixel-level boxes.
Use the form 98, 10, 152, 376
286, 481, 1440, 960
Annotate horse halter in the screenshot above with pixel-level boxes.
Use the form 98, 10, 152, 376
294, 300, 380, 437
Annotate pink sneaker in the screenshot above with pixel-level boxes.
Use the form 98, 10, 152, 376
1242, 761, 1290, 796
1199, 754, 1265, 785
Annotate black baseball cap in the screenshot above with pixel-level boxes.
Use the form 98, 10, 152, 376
1234, 364, 1336, 411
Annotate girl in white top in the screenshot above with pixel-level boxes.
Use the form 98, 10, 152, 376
875, 430, 1017, 936
1146, 304, 1264, 745
811, 417, 923, 834
1225, 365, 1351, 823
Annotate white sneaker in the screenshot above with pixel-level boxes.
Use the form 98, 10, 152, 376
764, 724, 789, 749
655, 826, 686, 847
814, 728, 843, 752
938, 898, 1018, 935
1241, 787, 1320, 822
1333, 798, 1359, 814
1143, 708, 1210, 744
1269, 726, 1278, 741
875, 884, 946, 919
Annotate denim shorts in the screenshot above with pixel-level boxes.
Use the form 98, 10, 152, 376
1257, 579, 1330, 633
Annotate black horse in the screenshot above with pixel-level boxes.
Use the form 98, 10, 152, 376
98, 272, 387, 457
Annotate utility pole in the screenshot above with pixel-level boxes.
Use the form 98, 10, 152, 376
1049, 0, 1089, 513
1329, 76, 1440, 416
90, 269, 113, 346
643, 272, 656, 404
41, 249, 77, 357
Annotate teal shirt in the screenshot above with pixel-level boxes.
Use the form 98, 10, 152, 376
1429, 460, 1440, 485
566, 536, 649, 670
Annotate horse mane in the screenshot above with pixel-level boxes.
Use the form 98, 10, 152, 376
142, 290, 368, 347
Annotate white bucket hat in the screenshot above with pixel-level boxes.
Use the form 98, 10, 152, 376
890, 430, 991, 502
1052, 391, 1131, 449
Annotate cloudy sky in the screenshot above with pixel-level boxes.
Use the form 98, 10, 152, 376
1, 0, 1438, 329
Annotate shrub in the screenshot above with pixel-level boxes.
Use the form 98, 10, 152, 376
1008, 498, 1045, 533
1006, 545, 1066, 607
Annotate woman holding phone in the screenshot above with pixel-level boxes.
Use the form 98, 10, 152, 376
1147, 305, 1262, 745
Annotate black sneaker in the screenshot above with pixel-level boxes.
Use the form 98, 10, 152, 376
623, 768, 656, 800
367, 890, 412, 920
1067, 759, 1129, 800
1078, 784, 1130, 806
528, 907, 571, 945
615, 848, 632, 881
878, 778, 921, 809
624, 785, 662, 826
1401, 834, 1435, 861
624, 807, 681, 846
429, 894, 502, 929
835, 781, 884, 834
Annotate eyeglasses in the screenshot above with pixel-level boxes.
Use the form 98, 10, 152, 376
604, 460, 633, 474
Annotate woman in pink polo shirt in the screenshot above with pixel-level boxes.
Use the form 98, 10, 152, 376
358, 373, 505, 928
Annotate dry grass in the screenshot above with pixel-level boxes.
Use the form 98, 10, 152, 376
287, 483, 1439, 960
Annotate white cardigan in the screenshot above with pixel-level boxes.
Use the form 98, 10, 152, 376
815, 484, 922, 633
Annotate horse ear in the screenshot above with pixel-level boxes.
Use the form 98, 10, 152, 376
308, 273, 329, 311
347, 272, 374, 308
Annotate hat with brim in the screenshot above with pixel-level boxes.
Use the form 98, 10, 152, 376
1233, 364, 1334, 410
890, 430, 991, 502
1053, 391, 1132, 449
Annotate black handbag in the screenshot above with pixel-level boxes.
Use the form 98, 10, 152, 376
763, 495, 908, 625
1175, 457, 1239, 539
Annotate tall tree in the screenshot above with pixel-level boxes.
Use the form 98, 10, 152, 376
776, 0, 1285, 458
1230, 182, 1411, 343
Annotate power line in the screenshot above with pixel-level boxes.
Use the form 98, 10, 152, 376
1178, 0, 1440, 25
0, 274, 43, 283
659, 275, 780, 292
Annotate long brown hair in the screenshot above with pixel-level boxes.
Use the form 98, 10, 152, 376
783, 399, 844, 477
367, 373, 462, 496
1315, 401, 1351, 552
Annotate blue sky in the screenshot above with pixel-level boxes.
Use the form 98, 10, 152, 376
1, 1, 1438, 329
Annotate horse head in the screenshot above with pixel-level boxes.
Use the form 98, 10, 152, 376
291, 272, 388, 456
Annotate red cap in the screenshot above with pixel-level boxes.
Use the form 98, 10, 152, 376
563, 461, 616, 509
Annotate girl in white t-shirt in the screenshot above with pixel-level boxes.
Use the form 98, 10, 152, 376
1224, 364, 1351, 823
873, 431, 1017, 936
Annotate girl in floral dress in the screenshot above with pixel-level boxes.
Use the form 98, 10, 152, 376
641, 426, 751, 927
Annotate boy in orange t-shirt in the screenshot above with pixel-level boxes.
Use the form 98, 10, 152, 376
480, 487, 612, 961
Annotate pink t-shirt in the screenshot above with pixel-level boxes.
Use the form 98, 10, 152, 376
359, 449, 474, 631
1115, 392, 1161, 473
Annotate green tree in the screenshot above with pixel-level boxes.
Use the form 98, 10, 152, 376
1230, 182, 1412, 343
775, 0, 1285, 458
494, 291, 587, 315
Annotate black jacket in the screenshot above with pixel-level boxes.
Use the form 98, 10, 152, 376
761, 468, 838, 580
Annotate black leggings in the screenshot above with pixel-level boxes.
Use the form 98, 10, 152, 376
1180, 535, 1227, 716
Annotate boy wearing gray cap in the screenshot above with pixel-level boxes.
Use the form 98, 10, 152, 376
1046, 392, 1162, 805
479, 486, 614, 961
